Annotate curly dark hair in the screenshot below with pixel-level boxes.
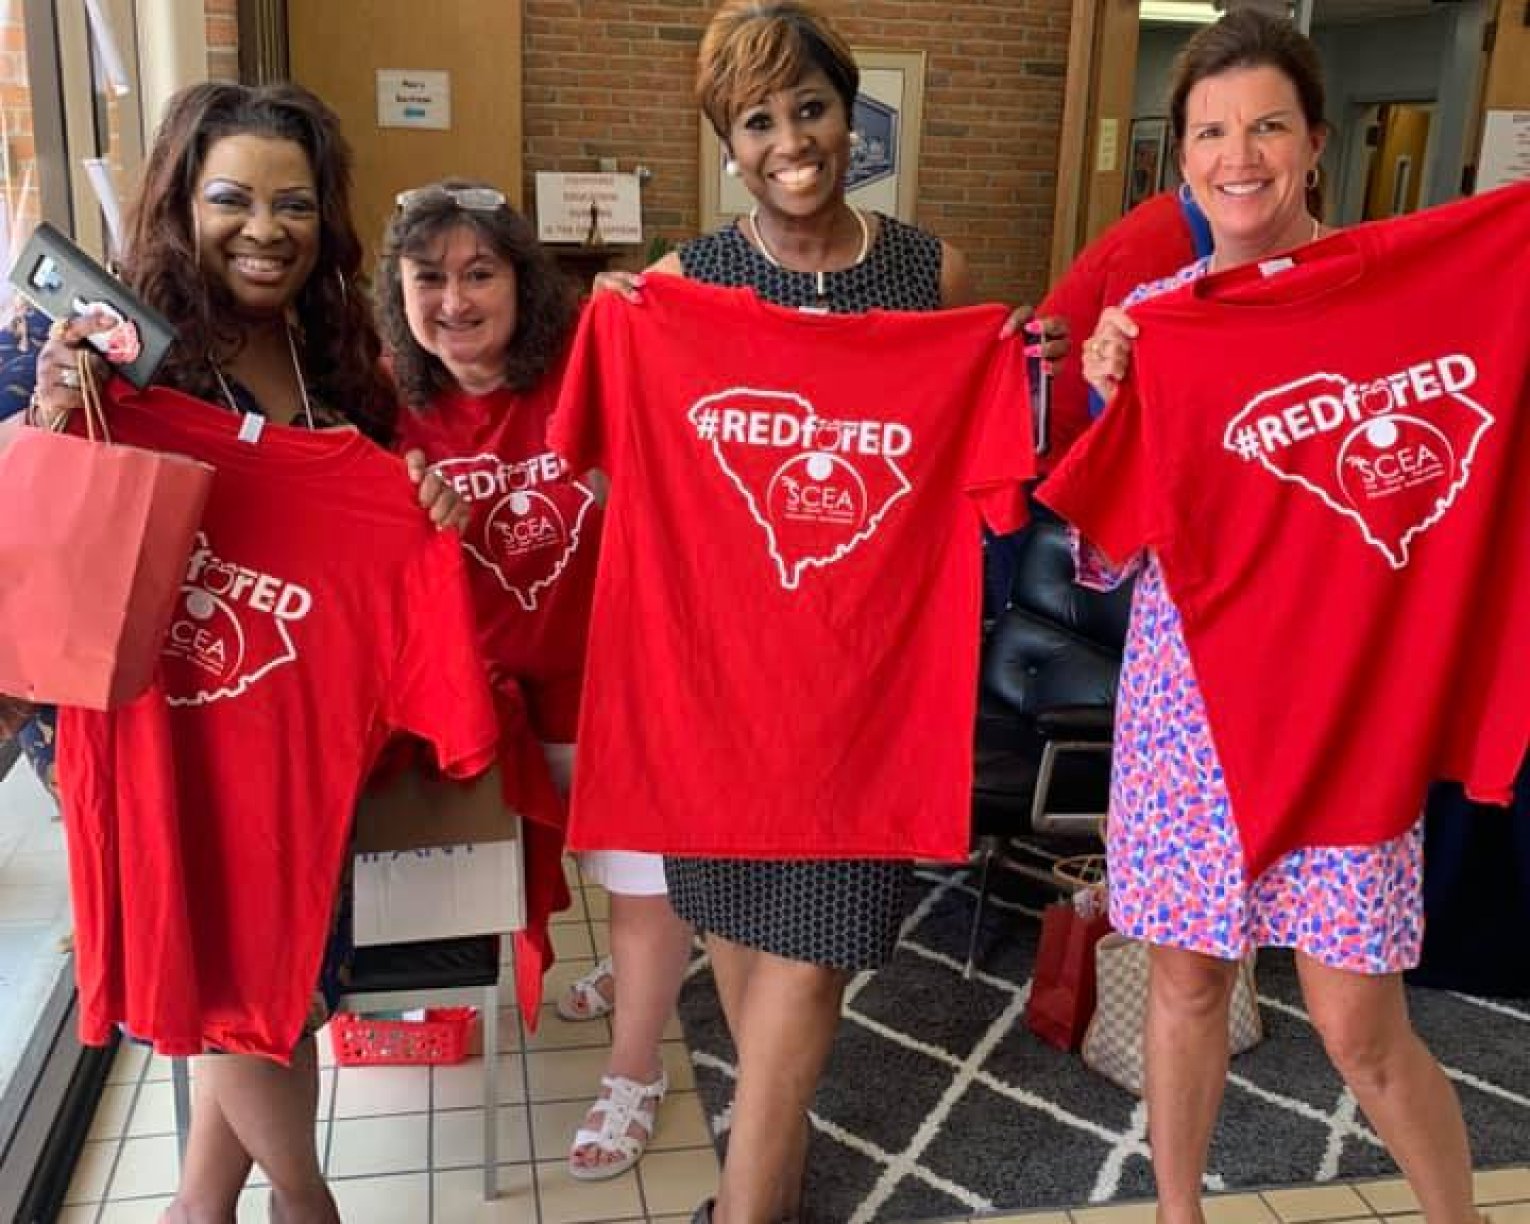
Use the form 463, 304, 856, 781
376, 180, 578, 409
120, 81, 397, 445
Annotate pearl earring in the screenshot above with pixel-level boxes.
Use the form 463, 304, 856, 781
724, 158, 740, 178
849, 131, 862, 147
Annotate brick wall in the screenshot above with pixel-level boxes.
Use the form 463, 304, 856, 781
206, 0, 239, 80
523, 0, 1073, 303
0, 5, 39, 249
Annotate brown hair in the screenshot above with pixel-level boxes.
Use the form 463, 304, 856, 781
1168, 11, 1327, 214
375, 180, 578, 408
1169, 10, 1327, 145
120, 81, 396, 445
696, 1, 858, 141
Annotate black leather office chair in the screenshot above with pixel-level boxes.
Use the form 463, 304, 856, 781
967, 504, 1134, 975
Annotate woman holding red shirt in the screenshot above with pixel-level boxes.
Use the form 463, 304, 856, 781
376, 184, 694, 1181
1075, 15, 1479, 1224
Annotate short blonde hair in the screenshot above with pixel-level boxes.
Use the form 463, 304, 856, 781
696, 1, 859, 140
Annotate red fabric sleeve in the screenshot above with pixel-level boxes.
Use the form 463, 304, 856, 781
1035, 192, 1199, 470
489, 682, 570, 1026
964, 338, 1035, 534
1034, 373, 1162, 571
548, 294, 629, 477
384, 533, 499, 778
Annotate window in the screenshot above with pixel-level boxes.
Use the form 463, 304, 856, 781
0, 2, 170, 1215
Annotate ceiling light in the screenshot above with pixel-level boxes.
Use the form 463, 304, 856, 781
1140, 0, 1221, 23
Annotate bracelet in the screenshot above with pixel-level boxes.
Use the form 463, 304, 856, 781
25, 389, 65, 431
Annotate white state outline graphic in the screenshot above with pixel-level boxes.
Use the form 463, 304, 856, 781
688, 387, 913, 590
432, 453, 596, 610
164, 538, 302, 707
1223, 369, 1494, 570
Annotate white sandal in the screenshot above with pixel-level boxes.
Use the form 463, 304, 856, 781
556, 956, 615, 1022
568, 1070, 667, 1181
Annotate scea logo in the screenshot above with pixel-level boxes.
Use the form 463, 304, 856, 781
768, 453, 868, 527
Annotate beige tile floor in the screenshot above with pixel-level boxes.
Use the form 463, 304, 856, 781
60, 861, 1530, 1224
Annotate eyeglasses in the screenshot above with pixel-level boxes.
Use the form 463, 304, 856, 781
393, 186, 507, 214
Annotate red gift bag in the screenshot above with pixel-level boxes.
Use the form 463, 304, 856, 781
0, 364, 212, 709
1025, 899, 1113, 1051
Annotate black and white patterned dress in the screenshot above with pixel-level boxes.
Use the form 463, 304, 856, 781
665, 213, 944, 971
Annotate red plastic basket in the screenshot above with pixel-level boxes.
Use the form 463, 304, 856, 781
329, 1007, 477, 1066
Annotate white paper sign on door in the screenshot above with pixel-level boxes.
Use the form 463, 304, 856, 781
376, 70, 451, 131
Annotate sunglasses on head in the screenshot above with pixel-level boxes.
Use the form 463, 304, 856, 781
394, 186, 507, 214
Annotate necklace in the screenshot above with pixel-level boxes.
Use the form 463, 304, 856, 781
747, 205, 871, 301
211, 322, 315, 430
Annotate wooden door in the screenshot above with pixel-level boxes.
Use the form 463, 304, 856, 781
285, 3, 523, 268
1363, 103, 1433, 219
1050, 0, 1143, 280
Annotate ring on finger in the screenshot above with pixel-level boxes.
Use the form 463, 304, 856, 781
57, 366, 81, 389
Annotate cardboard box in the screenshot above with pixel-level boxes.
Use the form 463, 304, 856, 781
352, 764, 525, 946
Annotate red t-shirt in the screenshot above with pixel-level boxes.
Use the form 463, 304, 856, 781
58, 386, 498, 1062
395, 371, 593, 1019
1039, 191, 1197, 466
1039, 182, 1530, 876
396, 362, 601, 741
550, 276, 1033, 860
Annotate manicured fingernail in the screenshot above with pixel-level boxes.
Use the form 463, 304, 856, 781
1023, 344, 1045, 358
1023, 319, 1043, 335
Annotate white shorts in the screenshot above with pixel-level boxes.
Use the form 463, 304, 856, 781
541, 742, 669, 898
578, 849, 670, 896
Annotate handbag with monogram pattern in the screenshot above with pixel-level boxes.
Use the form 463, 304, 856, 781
1080, 932, 1263, 1095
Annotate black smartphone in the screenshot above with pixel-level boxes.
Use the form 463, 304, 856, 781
1029, 352, 1052, 458
8, 221, 176, 388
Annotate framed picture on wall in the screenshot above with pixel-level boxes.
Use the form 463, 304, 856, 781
698, 48, 926, 233
1124, 117, 1168, 212
1161, 141, 1183, 192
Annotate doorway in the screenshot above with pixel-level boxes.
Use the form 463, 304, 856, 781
1359, 101, 1435, 220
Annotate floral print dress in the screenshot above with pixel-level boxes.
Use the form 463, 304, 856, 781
1085, 261, 1423, 974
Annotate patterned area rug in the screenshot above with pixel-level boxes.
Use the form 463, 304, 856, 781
676, 865, 1530, 1224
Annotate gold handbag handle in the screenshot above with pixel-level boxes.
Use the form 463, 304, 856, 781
1052, 853, 1106, 892
74, 351, 111, 445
